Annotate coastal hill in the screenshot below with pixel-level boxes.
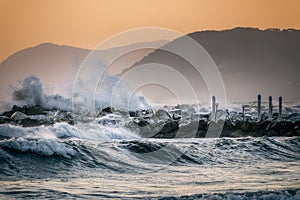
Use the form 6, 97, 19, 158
0, 41, 164, 109
1, 28, 300, 105
128, 27, 300, 103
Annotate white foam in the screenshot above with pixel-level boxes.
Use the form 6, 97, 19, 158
0, 123, 80, 139
76, 122, 140, 141
0, 123, 79, 158
0, 138, 75, 158
0, 119, 139, 143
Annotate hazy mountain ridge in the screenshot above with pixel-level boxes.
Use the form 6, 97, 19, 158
0, 41, 166, 99
130, 27, 300, 103
1, 27, 300, 104
0, 43, 89, 90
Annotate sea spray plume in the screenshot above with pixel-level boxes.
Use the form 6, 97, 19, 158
73, 64, 150, 112
12, 75, 44, 106
96, 73, 150, 111
11, 75, 71, 111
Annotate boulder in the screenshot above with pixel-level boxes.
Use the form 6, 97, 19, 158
221, 121, 237, 137
2, 105, 49, 117
196, 120, 209, 137
20, 117, 54, 127
231, 130, 248, 137
102, 107, 114, 113
52, 110, 75, 125
138, 120, 150, 127
154, 109, 172, 121
237, 121, 252, 132
0, 116, 10, 124
152, 120, 178, 138
10, 111, 28, 121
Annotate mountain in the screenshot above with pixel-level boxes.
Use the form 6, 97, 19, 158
1, 28, 300, 106
0, 40, 166, 96
0, 43, 89, 92
127, 27, 300, 104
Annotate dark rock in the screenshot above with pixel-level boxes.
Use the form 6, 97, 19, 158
172, 113, 181, 121
129, 111, 136, 117
237, 121, 252, 132
152, 121, 179, 138
276, 121, 294, 136
196, 130, 207, 138
0, 116, 10, 124
198, 120, 207, 130
138, 120, 149, 127
266, 121, 283, 137
0, 105, 75, 127
65, 113, 75, 125
154, 109, 172, 120
295, 128, 300, 136
102, 107, 114, 113
10, 111, 27, 121
196, 120, 208, 138
231, 130, 248, 137
54, 111, 75, 125
251, 121, 270, 137
2, 105, 49, 117
20, 118, 54, 127
221, 121, 237, 137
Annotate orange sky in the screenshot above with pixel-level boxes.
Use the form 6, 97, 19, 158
0, 0, 299, 62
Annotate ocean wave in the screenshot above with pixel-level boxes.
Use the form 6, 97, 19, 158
159, 188, 300, 200
0, 137, 75, 158
0, 122, 299, 179
119, 137, 300, 166
1, 136, 299, 167
0, 121, 139, 141
0, 122, 80, 139
75, 122, 140, 141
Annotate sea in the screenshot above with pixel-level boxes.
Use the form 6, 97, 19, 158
0, 121, 299, 199
0, 74, 300, 199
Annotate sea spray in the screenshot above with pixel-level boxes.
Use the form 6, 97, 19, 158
73, 69, 150, 112
11, 75, 72, 111
6, 74, 150, 113
12, 75, 43, 106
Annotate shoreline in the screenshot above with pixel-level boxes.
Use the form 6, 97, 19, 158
1, 105, 299, 139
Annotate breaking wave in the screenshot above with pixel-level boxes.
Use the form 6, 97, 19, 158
3, 73, 150, 113
1, 121, 299, 173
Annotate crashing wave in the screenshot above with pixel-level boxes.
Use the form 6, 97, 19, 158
11, 75, 72, 111
0, 137, 75, 158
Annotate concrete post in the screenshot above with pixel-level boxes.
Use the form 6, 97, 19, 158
211, 96, 216, 122
279, 96, 282, 121
257, 94, 261, 121
242, 105, 245, 121
268, 96, 273, 120
215, 103, 219, 121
